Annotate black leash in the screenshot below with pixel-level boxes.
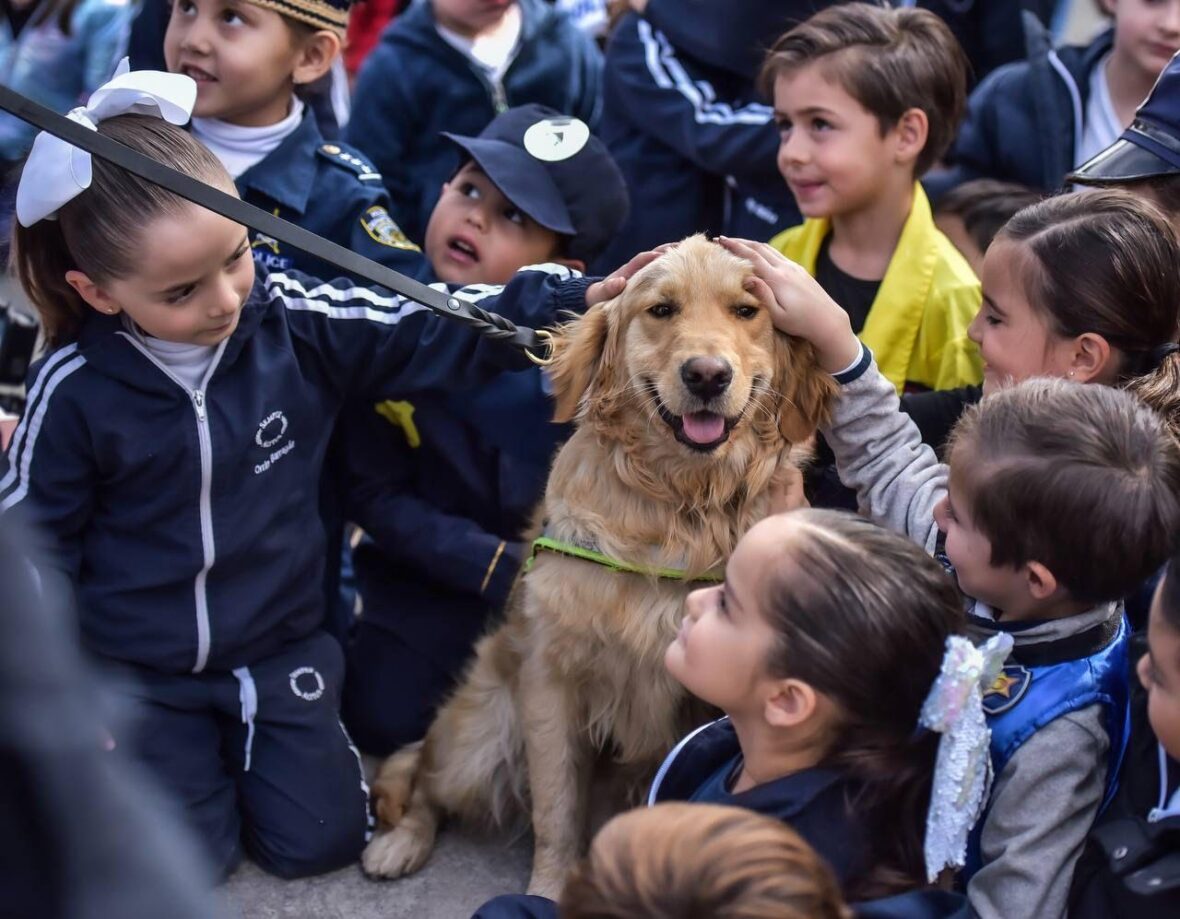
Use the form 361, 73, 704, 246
0, 84, 549, 355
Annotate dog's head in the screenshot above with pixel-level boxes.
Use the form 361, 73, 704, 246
547, 235, 836, 456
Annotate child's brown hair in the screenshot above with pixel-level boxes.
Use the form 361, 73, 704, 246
996, 189, 1180, 440
948, 378, 1180, 606
12, 115, 231, 346
558, 803, 852, 919
934, 179, 1043, 256
759, 1, 968, 176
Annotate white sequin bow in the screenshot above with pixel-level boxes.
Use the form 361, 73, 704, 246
16, 59, 196, 227
919, 631, 1013, 881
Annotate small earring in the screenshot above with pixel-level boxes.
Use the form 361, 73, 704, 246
1068, 371, 1075, 378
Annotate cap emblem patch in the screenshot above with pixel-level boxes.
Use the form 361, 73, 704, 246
523, 117, 590, 163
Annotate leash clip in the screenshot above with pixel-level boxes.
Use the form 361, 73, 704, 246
524, 329, 555, 367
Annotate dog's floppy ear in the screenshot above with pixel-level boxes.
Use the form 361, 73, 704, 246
775, 334, 839, 444
546, 304, 614, 423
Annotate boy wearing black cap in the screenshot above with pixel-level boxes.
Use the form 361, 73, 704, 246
425, 104, 628, 284
338, 106, 630, 756
164, 0, 424, 279
1070, 49, 1180, 234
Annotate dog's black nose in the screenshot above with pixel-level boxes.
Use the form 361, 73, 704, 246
680, 357, 733, 400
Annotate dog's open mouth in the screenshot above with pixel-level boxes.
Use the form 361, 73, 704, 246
650, 385, 738, 452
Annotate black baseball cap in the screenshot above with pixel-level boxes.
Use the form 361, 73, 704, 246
441, 104, 629, 263
1070, 51, 1180, 185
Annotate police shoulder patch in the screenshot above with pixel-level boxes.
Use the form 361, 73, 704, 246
982, 664, 1032, 716
317, 143, 383, 182
360, 205, 420, 252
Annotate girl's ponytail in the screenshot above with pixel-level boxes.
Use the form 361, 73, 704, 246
827, 727, 941, 899
1124, 349, 1180, 442
12, 217, 90, 347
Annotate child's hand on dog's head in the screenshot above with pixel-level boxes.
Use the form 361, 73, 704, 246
718, 237, 861, 374
585, 245, 674, 307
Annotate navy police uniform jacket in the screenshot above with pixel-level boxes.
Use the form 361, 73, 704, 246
341, 363, 569, 663
594, 9, 799, 272
926, 13, 1114, 200
0, 264, 588, 675
648, 717, 872, 891
346, 0, 603, 243
235, 107, 428, 282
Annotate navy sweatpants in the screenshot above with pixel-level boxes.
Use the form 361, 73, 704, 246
110, 630, 372, 879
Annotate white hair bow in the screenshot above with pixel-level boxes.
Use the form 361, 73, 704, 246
16, 59, 197, 227
919, 631, 1013, 882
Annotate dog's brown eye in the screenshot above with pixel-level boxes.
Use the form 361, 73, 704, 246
648, 302, 678, 319
733, 304, 759, 320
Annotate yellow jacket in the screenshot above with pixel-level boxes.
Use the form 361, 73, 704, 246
769, 184, 982, 392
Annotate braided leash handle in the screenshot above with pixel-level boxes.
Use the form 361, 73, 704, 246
0, 83, 553, 358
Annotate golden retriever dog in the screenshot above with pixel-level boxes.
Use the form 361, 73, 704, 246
361, 236, 836, 897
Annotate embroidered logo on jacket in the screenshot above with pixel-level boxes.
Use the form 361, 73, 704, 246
982, 665, 1032, 715
254, 411, 295, 475
289, 666, 325, 702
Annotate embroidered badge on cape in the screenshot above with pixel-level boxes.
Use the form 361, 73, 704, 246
360, 205, 420, 251
982, 664, 1031, 715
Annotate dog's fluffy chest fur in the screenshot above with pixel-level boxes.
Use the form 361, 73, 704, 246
510, 428, 790, 762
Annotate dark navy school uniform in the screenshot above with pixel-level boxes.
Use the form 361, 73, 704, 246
649, 717, 871, 888
593, 9, 800, 273
347, 0, 603, 243
1070, 672, 1180, 918
925, 14, 1114, 200
233, 106, 428, 283
340, 368, 569, 755
225, 104, 435, 639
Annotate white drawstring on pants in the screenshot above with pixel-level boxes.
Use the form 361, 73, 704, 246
232, 666, 258, 772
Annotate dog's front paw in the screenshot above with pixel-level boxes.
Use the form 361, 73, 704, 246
362, 825, 434, 879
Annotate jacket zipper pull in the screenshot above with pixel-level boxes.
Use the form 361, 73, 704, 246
192, 390, 206, 421
491, 79, 508, 114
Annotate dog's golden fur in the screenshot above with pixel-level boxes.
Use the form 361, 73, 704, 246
361, 236, 836, 896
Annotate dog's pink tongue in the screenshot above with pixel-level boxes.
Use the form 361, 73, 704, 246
682, 412, 725, 444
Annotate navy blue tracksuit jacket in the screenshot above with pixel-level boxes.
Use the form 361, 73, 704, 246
347, 0, 603, 243
0, 263, 586, 675
594, 6, 808, 270
926, 13, 1114, 200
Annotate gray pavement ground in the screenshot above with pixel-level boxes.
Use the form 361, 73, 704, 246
219, 754, 531, 919
220, 829, 531, 919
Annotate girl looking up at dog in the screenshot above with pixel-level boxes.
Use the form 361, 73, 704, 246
0, 67, 623, 881
659, 509, 979, 909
